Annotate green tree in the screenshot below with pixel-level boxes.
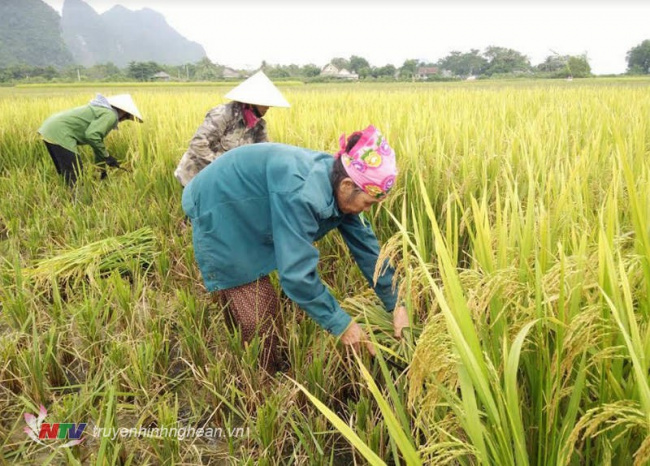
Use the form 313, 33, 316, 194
372, 64, 396, 79
566, 55, 591, 78
285, 64, 302, 77
399, 59, 419, 80
301, 64, 321, 77
537, 54, 568, 73
194, 57, 222, 81
0, 64, 63, 82
127, 61, 161, 81
330, 57, 350, 71
537, 53, 591, 78
357, 66, 372, 79
483, 46, 531, 76
349, 55, 370, 74
437, 49, 487, 77
85, 62, 123, 81
176, 63, 197, 81
265, 66, 290, 79
626, 40, 650, 74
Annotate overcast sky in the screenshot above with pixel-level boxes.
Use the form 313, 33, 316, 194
42, 0, 650, 75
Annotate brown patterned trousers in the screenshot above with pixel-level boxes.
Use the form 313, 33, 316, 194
216, 276, 281, 373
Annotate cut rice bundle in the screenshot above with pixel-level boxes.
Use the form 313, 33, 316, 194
23, 227, 157, 289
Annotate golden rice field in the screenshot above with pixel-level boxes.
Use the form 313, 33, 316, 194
1, 78, 650, 465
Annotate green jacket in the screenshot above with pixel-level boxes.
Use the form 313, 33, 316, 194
38, 104, 118, 163
182, 143, 398, 336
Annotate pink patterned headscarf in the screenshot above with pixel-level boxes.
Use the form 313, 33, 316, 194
334, 125, 397, 199
241, 104, 261, 129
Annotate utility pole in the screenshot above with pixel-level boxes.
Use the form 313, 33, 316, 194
77, 68, 81, 82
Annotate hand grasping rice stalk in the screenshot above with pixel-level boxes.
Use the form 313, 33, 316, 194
342, 292, 420, 370
23, 227, 157, 290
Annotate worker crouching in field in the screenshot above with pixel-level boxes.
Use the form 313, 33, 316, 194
182, 125, 409, 373
174, 71, 290, 187
38, 94, 143, 185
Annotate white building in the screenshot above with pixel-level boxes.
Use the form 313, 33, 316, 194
320, 64, 359, 80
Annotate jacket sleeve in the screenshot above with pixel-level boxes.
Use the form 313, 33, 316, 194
270, 190, 352, 336
85, 111, 117, 163
187, 106, 229, 161
338, 214, 398, 312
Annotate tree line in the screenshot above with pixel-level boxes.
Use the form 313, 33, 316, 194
2, 41, 650, 84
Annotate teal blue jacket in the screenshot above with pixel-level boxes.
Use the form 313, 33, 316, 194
181, 143, 398, 336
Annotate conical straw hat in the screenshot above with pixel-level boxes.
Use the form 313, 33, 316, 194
106, 94, 143, 122
224, 71, 290, 108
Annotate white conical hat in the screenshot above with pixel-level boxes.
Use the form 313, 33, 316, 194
224, 71, 290, 108
106, 94, 143, 122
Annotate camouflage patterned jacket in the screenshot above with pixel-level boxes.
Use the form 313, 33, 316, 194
174, 101, 268, 186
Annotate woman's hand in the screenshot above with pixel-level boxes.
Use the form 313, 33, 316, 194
393, 305, 409, 338
340, 321, 376, 356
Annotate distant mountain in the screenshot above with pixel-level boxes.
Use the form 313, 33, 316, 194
60, 0, 114, 66
102, 6, 206, 66
0, 0, 73, 67
61, 0, 206, 67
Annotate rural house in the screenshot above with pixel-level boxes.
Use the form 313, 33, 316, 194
415, 67, 438, 80
151, 71, 171, 82
320, 64, 359, 80
222, 67, 240, 79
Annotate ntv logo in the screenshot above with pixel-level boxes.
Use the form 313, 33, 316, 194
24, 405, 86, 448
